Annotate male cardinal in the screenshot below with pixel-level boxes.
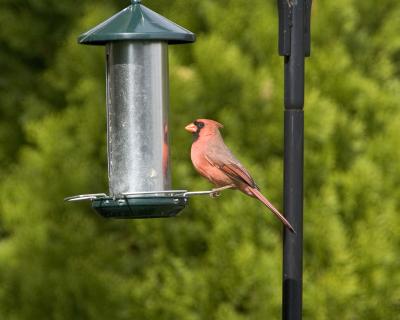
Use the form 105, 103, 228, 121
185, 119, 295, 233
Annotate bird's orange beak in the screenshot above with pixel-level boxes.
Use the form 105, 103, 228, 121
185, 123, 197, 133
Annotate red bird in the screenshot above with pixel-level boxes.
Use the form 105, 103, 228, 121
185, 119, 295, 233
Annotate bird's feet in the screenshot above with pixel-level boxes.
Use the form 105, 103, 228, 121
210, 191, 221, 198
209, 185, 234, 198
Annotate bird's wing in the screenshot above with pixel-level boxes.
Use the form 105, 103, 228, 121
221, 162, 258, 188
205, 143, 259, 189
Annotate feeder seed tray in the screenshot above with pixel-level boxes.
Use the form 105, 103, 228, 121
64, 190, 217, 219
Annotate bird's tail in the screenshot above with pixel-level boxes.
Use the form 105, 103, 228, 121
250, 188, 295, 233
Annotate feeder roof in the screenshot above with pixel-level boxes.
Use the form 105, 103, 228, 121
78, 0, 195, 45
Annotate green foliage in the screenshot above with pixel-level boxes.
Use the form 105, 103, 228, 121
0, 0, 399, 318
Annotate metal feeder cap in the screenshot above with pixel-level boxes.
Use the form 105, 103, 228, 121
78, 1, 195, 45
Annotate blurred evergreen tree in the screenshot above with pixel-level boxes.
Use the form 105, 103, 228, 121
0, 0, 399, 319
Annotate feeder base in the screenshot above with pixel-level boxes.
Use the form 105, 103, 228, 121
64, 189, 220, 219
92, 195, 187, 219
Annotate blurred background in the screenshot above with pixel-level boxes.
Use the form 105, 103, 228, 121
0, 0, 399, 319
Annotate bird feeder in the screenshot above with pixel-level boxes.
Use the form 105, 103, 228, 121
65, 0, 200, 218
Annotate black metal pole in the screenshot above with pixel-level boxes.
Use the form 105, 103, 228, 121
277, 0, 312, 319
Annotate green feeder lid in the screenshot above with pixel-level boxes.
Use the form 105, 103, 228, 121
78, 0, 195, 45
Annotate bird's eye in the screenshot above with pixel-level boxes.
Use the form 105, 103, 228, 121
195, 121, 205, 129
